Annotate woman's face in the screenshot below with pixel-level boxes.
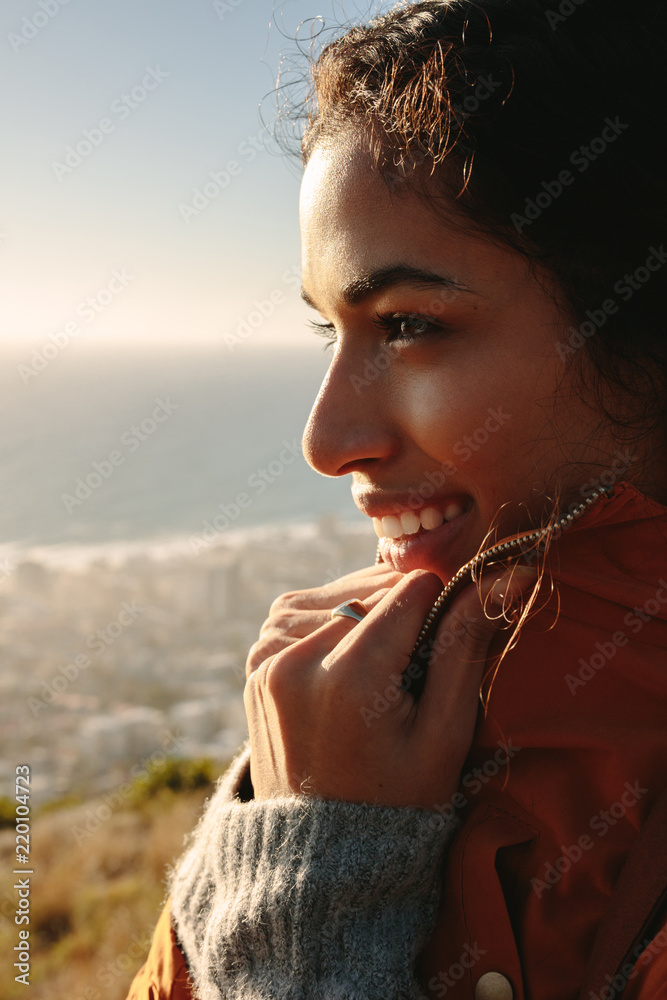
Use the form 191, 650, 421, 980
299, 139, 619, 580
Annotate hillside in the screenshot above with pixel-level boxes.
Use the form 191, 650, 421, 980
0, 758, 226, 1000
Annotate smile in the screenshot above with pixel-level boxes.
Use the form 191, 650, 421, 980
373, 501, 467, 540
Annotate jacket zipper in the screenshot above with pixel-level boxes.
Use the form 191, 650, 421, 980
374, 486, 611, 661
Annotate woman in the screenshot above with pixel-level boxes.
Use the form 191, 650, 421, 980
127, 1, 667, 997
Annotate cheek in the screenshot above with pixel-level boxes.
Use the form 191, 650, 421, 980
397, 364, 508, 463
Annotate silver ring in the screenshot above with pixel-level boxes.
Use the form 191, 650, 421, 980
330, 599, 369, 623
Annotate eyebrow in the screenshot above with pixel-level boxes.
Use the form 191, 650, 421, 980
300, 264, 474, 310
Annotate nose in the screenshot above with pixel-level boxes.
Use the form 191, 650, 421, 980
302, 349, 398, 477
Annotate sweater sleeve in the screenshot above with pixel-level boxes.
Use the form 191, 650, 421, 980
169, 743, 458, 1000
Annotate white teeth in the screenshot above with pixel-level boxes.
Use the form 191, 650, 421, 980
420, 507, 444, 531
373, 502, 466, 539
399, 511, 421, 535
380, 515, 403, 539
443, 501, 465, 522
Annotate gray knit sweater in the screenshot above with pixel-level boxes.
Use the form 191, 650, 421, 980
169, 743, 459, 1000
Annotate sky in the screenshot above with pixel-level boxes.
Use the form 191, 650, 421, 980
0, 0, 396, 349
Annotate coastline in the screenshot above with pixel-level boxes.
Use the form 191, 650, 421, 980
0, 515, 372, 571
0, 516, 378, 805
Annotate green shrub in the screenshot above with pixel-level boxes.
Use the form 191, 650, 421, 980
128, 756, 223, 804
0, 796, 15, 829
38, 793, 84, 817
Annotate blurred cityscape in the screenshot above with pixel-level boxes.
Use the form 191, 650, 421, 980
0, 518, 377, 806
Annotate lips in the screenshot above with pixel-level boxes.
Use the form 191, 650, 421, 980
352, 488, 475, 575
379, 505, 473, 575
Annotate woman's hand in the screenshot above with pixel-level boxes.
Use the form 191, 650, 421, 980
245, 562, 404, 672
244, 564, 535, 811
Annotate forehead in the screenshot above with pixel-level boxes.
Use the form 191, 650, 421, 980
299, 141, 468, 303
297, 140, 566, 324
299, 140, 517, 315
300, 140, 383, 220
300, 141, 442, 246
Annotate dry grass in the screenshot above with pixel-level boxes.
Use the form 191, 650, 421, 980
0, 779, 218, 1000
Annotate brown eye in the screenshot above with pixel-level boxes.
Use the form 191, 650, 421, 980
372, 311, 443, 343
399, 315, 430, 337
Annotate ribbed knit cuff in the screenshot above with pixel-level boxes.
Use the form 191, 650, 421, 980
170, 744, 457, 1000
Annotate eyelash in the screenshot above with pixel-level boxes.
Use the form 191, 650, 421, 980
307, 311, 445, 351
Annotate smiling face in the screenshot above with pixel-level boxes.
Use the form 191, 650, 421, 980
299, 138, 623, 579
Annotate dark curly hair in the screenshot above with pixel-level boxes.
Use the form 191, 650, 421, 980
279, 0, 667, 448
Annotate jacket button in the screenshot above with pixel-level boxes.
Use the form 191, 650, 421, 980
474, 972, 514, 1000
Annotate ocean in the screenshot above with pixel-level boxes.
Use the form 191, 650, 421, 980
0, 342, 368, 562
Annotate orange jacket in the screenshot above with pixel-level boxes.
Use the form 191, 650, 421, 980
126, 483, 667, 1000
125, 904, 191, 1000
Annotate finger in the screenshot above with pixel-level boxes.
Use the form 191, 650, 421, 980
270, 568, 402, 612
248, 586, 395, 676
261, 587, 393, 642
322, 561, 402, 586
417, 567, 538, 742
246, 634, 301, 676
321, 588, 393, 634
261, 586, 392, 639
285, 571, 447, 690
